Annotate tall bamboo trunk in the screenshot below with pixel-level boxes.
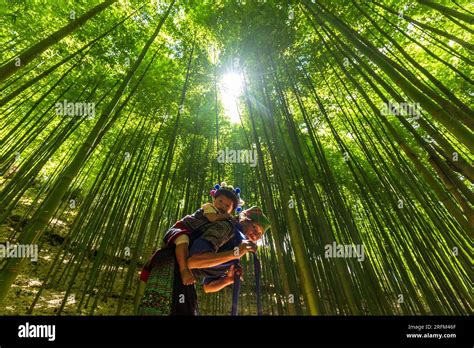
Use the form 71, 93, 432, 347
0, 0, 118, 82
0, 0, 176, 304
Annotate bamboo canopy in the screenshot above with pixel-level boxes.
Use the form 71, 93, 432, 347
0, 0, 472, 315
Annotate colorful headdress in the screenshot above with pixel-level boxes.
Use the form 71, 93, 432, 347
210, 182, 244, 213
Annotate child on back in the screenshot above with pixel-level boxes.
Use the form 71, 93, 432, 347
140, 182, 243, 286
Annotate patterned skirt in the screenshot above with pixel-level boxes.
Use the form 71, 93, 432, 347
138, 247, 198, 316
138, 248, 175, 315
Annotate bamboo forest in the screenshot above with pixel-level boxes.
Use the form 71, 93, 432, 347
0, 0, 472, 317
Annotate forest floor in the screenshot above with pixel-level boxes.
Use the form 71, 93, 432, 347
0, 180, 136, 315
0, 178, 282, 315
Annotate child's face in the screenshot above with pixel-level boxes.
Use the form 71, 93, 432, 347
213, 195, 234, 214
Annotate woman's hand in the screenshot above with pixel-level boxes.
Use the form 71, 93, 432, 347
188, 240, 256, 270
225, 264, 243, 282
204, 267, 237, 293
238, 240, 257, 257
225, 264, 235, 282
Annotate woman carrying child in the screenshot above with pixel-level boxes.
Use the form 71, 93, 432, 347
137, 183, 270, 315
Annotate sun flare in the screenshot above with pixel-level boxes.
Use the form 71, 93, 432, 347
219, 72, 244, 124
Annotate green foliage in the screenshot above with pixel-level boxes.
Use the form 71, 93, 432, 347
0, 0, 472, 315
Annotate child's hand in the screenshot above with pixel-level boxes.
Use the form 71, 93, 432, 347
223, 212, 234, 220
208, 212, 233, 222
180, 268, 196, 285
